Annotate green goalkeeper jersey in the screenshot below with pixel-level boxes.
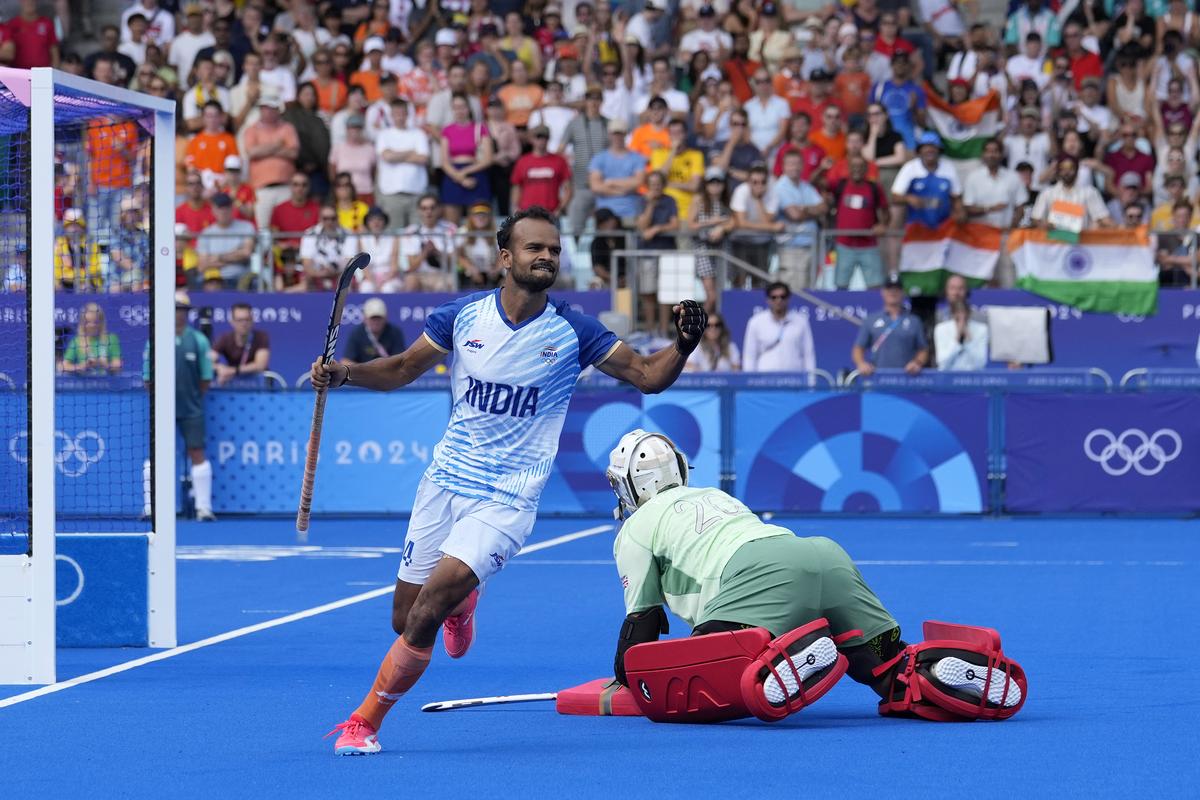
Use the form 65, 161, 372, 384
613, 485, 793, 628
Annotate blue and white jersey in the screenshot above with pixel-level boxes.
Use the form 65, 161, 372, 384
421, 289, 621, 511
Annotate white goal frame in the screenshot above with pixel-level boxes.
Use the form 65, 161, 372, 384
0, 69, 176, 684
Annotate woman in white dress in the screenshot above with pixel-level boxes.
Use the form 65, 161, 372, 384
349, 208, 402, 293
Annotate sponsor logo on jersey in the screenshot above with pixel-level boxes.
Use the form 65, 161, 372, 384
540, 344, 559, 365
465, 338, 485, 351
621, 574, 629, 589
489, 552, 505, 569
464, 375, 540, 418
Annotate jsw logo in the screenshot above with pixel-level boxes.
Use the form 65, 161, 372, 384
464, 339, 485, 350
464, 376, 540, 418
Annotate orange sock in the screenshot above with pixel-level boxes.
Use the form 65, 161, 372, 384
353, 637, 433, 730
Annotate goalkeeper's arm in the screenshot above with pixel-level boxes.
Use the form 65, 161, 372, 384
311, 335, 445, 392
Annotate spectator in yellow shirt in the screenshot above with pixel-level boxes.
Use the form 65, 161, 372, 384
54, 209, 103, 292
648, 118, 705, 220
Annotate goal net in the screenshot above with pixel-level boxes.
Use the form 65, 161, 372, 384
0, 69, 176, 684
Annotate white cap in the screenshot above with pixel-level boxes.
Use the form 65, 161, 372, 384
363, 36, 385, 54
63, 208, 85, 227
434, 28, 457, 47
363, 298, 387, 318
224, 154, 243, 170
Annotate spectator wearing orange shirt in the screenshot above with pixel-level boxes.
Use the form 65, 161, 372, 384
629, 96, 671, 159
496, 61, 545, 131
353, 1, 392, 49
185, 102, 239, 191
811, 105, 848, 165
722, 32, 760, 104
242, 90, 301, 229
398, 41, 447, 125
350, 37, 390, 105
310, 50, 348, 123
773, 46, 810, 113
84, 116, 138, 239
833, 47, 872, 128
825, 129, 880, 186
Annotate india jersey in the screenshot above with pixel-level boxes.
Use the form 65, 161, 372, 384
613, 486, 793, 627
421, 289, 620, 511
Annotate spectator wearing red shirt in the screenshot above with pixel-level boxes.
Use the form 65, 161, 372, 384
511, 125, 572, 214
874, 12, 922, 78
175, 175, 215, 236
269, 173, 320, 251
1061, 22, 1103, 92
829, 155, 890, 289
722, 32, 760, 104
1104, 123, 1156, 193
6, 0, 59, 69
793, 69, 840, 129
773, 113, 825, 182
772, 46, 810, 113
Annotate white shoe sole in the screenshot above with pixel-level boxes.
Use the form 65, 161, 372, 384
335, 740, 381, 756
762, 636, 837, 705
932, 657, 1022, 707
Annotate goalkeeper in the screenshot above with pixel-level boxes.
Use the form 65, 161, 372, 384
605, 429, 1026, 723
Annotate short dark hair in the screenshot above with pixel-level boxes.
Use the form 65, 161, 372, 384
231, 302, 253, 317
766, 281, 789, 298
497, 206, 558, 252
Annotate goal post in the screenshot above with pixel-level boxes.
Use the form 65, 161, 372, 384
0, 69, 176, 685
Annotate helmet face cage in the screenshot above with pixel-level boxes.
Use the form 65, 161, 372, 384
606, 430, 689, 520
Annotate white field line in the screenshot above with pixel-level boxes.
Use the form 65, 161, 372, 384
0, 524, 612, 709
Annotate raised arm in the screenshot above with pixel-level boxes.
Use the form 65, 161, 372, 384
311, 334, 446, 392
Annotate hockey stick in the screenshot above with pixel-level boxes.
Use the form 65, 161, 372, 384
420, 693, 558, 713
296, 252, 370, 540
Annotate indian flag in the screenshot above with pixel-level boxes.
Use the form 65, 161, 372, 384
1008, 228, 1158, 315
924, 87, 1004, 161
900, 221, 1002, 296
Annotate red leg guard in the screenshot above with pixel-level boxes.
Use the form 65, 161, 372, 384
624, 619, 853, 724
874, 620, 1028, 722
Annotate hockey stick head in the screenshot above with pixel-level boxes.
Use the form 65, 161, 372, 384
320, 253, 371, 364
338, 252, 371, 293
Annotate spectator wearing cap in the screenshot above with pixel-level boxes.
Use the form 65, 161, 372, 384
625, 0, 671, 59
1004, 0, 1061, 50
329, 115, 378, 204
300, 205, 350, 291
723, 32, 761, 105
350, 36, 390, 105
743, 282, 817, 373
426, 64, 483, 133
1105, 122, 1156, 195
211, 301, 271, 386
648, 118, 705, 222
500, 10, 544, 76
54, 209, 101, 292
215, 155, 256, 224
590, 117, 648, 223
257, 34, 298, 104
186, 102, 239, 192
680, 4, 733, 61
869, 50, 925, 151
165, 291, 217, 520
527, 81, 577, 153
1031, 155, 1112, 231
170, 3, 215, 89
244, 88, 301, 229
853, 274, 928, 376
745, 67, 791, 154
893, 132, 962, 231
497, 60, 545, 130
511, 126, 572, 214
270, 174, 320, 260
375, 101, 430, 230
689, 167, 734, 312
197, 193, 256, 288
400, 193, 458, 291
434, 27, 463, 72
110, 196, 150, 292
629, 96, 671, 159
457, 203, 504, 289
398, 41, 447, 125
283, 82, 334, 200
711, 107, 765, 190
560, 83, 608, 235
349, 208, 402, 292
343, 297, 406, 365
1112, 171, 1152, 227
1005, 106, 1052, 191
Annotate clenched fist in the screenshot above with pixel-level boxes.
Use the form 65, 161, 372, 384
673, 300, 708, 356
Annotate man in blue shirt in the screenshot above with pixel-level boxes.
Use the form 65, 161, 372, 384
891, 132, 962, 229
870, 51, 926, 151
773, 149, 826, 291
851, 274, 929, 375
588, 118, 648, 223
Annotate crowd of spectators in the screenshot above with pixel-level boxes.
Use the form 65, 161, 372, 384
5, 0, 1200, 370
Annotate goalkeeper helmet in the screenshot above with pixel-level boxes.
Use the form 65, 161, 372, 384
606, 429, 689, 520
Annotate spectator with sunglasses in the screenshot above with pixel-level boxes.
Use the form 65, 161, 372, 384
684, 312, 741, 373
742, 282, 816, 374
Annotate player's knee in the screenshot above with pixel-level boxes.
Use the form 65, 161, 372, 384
390, 609, 407, 637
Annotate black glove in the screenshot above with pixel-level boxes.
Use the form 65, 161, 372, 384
673, 299, 707, 356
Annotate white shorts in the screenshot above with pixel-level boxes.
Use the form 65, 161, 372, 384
397, 476, 537, 584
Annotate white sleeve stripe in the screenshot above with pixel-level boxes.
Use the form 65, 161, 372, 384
593, 340, 622, 367
422, 331, 450, 353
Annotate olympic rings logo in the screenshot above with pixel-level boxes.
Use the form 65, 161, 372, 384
1083, 429, 1182, 477
7, 430, 107, 477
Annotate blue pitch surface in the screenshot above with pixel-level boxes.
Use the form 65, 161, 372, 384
3, 515, 1198, 797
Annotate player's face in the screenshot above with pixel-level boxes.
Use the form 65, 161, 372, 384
504, 218, 561, 292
